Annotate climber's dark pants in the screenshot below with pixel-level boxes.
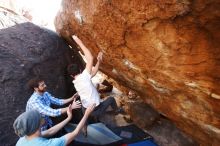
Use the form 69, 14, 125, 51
81, 96, 118, 122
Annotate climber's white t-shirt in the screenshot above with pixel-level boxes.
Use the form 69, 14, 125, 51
73, 69, 100, 108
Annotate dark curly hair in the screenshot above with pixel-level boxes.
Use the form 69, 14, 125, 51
27, 77, 44, 91
67, 64, 81, 77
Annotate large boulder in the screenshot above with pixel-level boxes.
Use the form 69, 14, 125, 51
55, 0, 220, 145
0, 8, 82, 145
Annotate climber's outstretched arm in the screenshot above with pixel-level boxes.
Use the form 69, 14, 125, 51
91, 52, 103, 77
72, 35, 93, 74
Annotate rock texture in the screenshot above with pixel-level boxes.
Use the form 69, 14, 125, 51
122, 91, 198, 146
0, 8, 82, 146
55, 0, 220, 145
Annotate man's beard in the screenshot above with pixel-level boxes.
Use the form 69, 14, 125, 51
38, 88, 46, 93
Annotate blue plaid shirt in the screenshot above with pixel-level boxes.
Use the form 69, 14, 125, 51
26, 92, 64, 131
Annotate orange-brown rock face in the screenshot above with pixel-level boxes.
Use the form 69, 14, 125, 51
55, 0, 220, 145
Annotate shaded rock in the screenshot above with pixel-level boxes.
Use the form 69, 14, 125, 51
99, 113, 131, 128
147, 118, 198, 146
97, 85, 198, 146
125, 100, 160, 128
0, 8, 82, 146
55, 0, 220, 145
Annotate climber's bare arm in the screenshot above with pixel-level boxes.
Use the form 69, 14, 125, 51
72, 35, 93, 74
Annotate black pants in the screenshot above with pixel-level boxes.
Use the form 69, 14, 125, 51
82, 96, 118, 121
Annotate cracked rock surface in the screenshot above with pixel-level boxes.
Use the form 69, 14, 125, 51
55, 0, 220, 145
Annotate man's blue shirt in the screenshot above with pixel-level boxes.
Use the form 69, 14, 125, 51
16, 136, 66, 146
26, 92, 64, 131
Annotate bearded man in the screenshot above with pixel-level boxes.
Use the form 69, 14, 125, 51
26, 77, 81, 131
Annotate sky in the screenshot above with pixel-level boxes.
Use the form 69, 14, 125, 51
16, 0, 62, 30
